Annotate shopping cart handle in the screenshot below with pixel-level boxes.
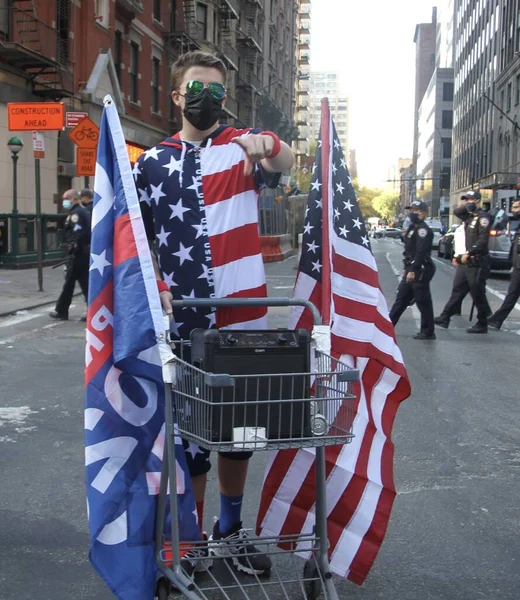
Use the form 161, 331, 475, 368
171, 297, 322, 326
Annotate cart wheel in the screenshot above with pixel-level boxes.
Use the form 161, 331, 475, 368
156, 578, 170, 600
303, 559, 321, 600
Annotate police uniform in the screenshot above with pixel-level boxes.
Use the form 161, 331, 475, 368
389, 208, 436, 338
52, 203, 91, 318
489, 216, 520, 328
436, 196, 491, 332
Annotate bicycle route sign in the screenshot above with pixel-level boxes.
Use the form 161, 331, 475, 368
68, 116, 99, 176
67, 116, 99, 149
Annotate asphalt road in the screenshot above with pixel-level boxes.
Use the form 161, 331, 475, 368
0, 245, 518, 600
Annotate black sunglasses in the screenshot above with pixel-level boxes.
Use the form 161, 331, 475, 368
183, 80, 226, 100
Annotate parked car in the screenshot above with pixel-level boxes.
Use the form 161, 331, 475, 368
437, 224, 458, 259
372, 227, 402, 239
429, 225, 443, 249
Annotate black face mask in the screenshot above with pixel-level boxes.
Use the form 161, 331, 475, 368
183, 89, 223, 132
465, 202, 477, 213
409, 213, 421, 224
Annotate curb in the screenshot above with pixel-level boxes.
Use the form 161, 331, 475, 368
0, 292, 82, 319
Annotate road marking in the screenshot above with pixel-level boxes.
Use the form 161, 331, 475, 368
0, 311, 44, 329
432, 256, 520, 313
385, 253, 421, 328
274, 286, 295, 290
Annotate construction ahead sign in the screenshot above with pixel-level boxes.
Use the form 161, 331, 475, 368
7, 102, 65, 131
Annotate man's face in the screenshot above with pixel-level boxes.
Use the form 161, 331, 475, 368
62, 192, 75, 204
172, 66, 226, 112
512, 202, 520, 215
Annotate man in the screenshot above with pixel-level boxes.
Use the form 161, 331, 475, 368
80, 188, 94, 214
389, 200, 436, 339
50, 190, 90, 320
434, 190, 491, 333
488, 200, 520, 330
134, 51, 294, 578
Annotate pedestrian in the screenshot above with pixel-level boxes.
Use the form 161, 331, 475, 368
134, 50, 294, 578
80, 188, 94, 214
488, 199, 520, 330
389, 200, 436, 339
434, 190, 492, 333
49, 190, 90, 320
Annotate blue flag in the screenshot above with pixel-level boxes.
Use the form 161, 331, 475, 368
85, 96, 200, 599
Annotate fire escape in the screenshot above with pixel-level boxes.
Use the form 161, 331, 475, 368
0, 0, 74, 98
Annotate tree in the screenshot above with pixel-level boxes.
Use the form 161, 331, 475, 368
353, 180, 381, 219
372, 189, 400, 222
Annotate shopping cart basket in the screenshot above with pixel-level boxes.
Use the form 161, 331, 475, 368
155, 297, 359, 600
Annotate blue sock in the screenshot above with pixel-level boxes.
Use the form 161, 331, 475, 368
219, 493, 243, 535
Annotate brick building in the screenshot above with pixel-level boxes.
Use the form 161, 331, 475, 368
0, 0, 299, 218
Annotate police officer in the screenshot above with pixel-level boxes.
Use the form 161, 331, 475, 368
80, 188, 94, 214
49, 190, 91, 320
434, 190, 491, 333
488, 199, 520, 329
389, 200, 436, 339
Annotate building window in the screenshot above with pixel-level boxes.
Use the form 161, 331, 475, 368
442, 138, 452, 159
152, 57, 160, 113
130, 42, 139, 103
196, 2, 207, 40
507, 82, 512, 112
442, 110, 453, 129
94, 0, 109, 27
153, 0, 161, 21
443, 82, 454, 101
516, 75, 520, 106
114, 30, 122, 82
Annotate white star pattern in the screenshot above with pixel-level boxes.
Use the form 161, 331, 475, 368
156, 226, 171, 247
303, 222, 314, 235
163, 271, 177, 288
206, 312, 216, 327
353, 217, 362, 229
143, 147, 164, 161
315, 198, 322, 209
187, 176, 201, 195
339, 225, 349, 238
334, 139, 341, 150
312, 164, 317, 174
132, 161, 141, 179
334, 208, 341, 220
343, 200, 353, 211
340, 158, 347, 169
310, 180, 322, 192
307, 240, 319, 253
173, 242, 194, 265
150, 182, 167, 205
90, 250, 111, 275
361, 236, 370, 246
332, 163, 337, 175
192, 223, 204, 239
170, 319, 184, 337
138, 187, 151, 206
181, 289, 198, 312
162, 156, 182, 176
311, 260, 322, 273
198, 264, 212, 281
336, 182, 345, 195
169, 199, 190, 221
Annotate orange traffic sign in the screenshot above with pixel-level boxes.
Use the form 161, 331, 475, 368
68, 116, 99, 148
8, 102, 65, 131
77, 147, 96, 176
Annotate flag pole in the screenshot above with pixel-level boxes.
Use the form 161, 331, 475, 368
320, 97, 332, 326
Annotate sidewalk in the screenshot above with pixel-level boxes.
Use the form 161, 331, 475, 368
0, 265, 82, 318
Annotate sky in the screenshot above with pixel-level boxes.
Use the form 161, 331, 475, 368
310, 0, 437, 188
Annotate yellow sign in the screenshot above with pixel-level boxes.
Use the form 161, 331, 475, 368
8, 102, 65, 131
126, 142, 146, 164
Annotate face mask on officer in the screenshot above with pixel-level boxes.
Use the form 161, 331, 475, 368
466, 202, 477, 213
62, 200, 73, 210
409, 212, 421, 224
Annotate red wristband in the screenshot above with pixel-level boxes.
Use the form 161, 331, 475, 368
261, 131, 281, 158
157, 280, 170, 294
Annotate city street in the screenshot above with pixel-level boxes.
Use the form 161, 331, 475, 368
0, 245, 519, 600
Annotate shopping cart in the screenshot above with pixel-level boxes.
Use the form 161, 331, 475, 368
154, 297, 359, 600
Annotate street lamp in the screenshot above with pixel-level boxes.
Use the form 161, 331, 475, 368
7, 136, 23, 215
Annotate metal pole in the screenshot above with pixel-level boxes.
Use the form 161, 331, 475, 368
252, 87, 256, 129
35, 158, 43, 292
84, 176, 89, 188
11, 153, 19, 256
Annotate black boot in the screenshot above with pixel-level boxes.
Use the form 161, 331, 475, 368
413, 332, 436, 340
433, 315, 449, 329
49, 311, 68, 320
466, 323, 487, 334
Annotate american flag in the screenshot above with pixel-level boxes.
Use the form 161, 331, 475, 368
85, 96, 199, 600
257, 99, 411, 584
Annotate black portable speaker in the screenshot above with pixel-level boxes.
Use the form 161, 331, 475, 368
190, 329, 312, 442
